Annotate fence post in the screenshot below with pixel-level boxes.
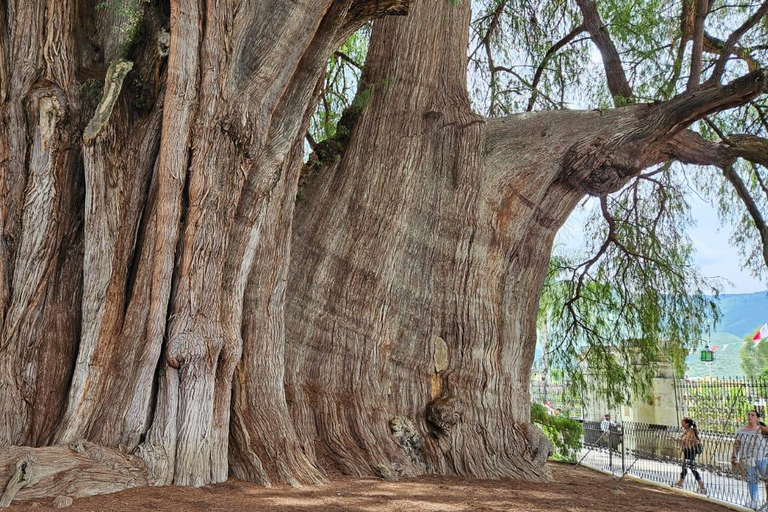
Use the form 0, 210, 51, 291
620, 426, 625, 474
609, 430, 613, 471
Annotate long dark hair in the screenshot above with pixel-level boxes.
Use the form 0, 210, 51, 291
682, 417, 700, 440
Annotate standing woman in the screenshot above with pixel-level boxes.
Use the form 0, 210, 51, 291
732, 410, 768, 509
675, 417, 706, 493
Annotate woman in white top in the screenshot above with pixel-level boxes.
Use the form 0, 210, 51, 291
732, 410, 768, 509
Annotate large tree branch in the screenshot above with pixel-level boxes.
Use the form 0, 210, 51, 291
342, 0, 410, 36
686, 0, 709, 92
722, 164, 768, 269
667, 129, 768, 169
667, 129, 768, 270
703, 32, 760, 73
705, 0, 768, 87
575, 0, 633, 104
650, 69, 768, 136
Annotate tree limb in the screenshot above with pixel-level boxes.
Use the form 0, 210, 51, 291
703, 32, 760, 73
667, 129, 768, 169
575, 0, 633, 104
345, 0, 410, 28
527, 24, 585, 112
686, 0, 709, 92
649, 69, 768, 136
334, 50, 362, 70
706, 0, 768, 87
666, 129, 768, 270
722, 164, 768, 270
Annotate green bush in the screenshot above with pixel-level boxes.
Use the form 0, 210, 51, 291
531, 403, 583, 462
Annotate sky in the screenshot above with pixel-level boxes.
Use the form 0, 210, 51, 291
556, 196, 768, 295
687, 195, 766, 294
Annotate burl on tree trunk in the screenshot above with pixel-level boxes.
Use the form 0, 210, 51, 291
2, 0, 767, 505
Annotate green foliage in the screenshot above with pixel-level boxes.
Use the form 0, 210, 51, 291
741, 329, 768, 378
541, 167, 720, 406
309, 27, 370, 143
531, 403, 584, 461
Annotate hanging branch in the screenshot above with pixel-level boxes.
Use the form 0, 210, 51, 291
722, 164, 768, 270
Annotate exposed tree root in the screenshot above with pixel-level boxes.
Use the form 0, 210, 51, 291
0, 442, 148, 507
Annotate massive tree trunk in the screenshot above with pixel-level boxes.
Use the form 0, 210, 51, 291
286, 0, 557, 481
285, 0, 768, 481
0, 0, 410, 500
2, 0, 766, 505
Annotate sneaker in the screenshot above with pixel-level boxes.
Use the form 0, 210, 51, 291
697, 486, 707, 495
672, 479, 684, 488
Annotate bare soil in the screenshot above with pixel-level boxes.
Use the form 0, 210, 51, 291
6, 463, 732, 511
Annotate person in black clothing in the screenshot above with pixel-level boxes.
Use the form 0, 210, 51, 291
674, 417, 706, 494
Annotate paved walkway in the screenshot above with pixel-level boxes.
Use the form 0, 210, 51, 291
577, 447, 766, 510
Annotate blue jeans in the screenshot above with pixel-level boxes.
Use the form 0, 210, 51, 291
746, 459, 768, 500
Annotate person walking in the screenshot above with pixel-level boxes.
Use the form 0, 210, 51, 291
673, 417, 706, 494
600, 413, 616, 450
732, 410, 768, 509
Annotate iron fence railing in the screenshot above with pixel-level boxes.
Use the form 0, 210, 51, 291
675, 377, 768, 434
578, 420, 768, 510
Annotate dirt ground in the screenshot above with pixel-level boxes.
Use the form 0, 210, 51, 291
6, 462, 734, 511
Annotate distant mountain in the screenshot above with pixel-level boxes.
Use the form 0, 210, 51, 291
532, 291, 768, 375
684, 291, 768, 378
715, 290, 768, 337
685, 331, 745, 378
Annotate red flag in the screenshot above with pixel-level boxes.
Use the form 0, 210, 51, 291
754, 324, 768, 343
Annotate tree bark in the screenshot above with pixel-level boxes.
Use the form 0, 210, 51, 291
1, 0, 412, 499
1, 0, 765, 505
286, 0, 768, 482
286, 0, 559, 481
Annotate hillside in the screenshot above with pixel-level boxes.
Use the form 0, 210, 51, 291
684, 291, 768, 378
715, 290, 768, 337
685, 331, 745, 378
533, 291, 768, 375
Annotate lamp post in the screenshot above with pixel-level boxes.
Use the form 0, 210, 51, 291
701, 345, 714, 379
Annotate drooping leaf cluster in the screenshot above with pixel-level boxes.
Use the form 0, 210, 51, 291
540, 167, 721, 406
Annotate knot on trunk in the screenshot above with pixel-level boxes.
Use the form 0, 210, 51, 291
426, 396, 463, 435
520, 423, 553, 467
561, 136, 641, 196
390, 416, 424, 463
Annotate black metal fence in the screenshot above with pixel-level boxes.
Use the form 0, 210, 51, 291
674, 377, 768, 433
579, 420, 768, 509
